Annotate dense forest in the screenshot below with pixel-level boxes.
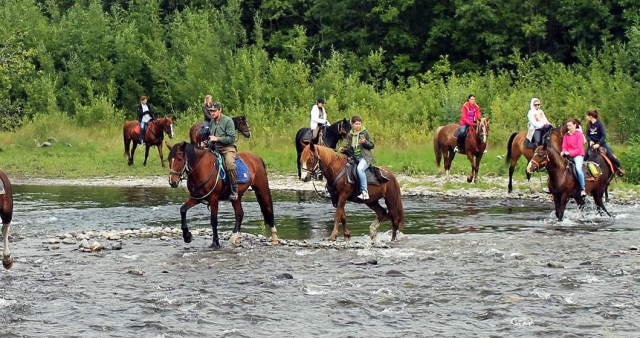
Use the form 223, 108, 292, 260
1, 0, 639, 144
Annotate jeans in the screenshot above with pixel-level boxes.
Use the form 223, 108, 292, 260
139, 121, 147, 142
356, 157, 369, 192
573, 155, 585, 190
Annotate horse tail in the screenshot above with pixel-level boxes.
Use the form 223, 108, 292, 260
253, 156, 275, 227
434, 126, 443, 168
386, 172, 405, 232
506, 132, 517, 165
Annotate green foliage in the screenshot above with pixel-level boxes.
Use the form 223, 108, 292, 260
620, 135, 640, 184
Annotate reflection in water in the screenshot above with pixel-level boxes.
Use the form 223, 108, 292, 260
11, 184, 632, 239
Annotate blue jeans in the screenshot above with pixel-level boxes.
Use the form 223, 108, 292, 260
356, 157, 369, 192
139, 121, 147, 142
573, 156, 585, 190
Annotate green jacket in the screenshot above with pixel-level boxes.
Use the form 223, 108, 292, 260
209, 114, 236, 146
347, 128, 375, 164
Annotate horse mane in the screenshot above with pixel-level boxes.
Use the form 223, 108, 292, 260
170, 141, 198, 168
309, 144, 348, 167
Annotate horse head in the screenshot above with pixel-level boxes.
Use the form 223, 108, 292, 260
167, 141, 196, 188
527, 144, 549, 174
158, 117, 175, 139
476, 117, 490, 144
300, 143, 320, 182
233, 116, 251, 138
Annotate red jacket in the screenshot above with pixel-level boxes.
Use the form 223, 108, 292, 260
562, 130, 585, 157
459, 102, 481, 126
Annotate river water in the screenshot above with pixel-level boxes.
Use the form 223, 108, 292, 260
1, 185, 639, 336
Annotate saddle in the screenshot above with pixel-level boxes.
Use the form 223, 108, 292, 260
134, 123, 152, 136
344, 162, 389, 201
566, 159, 601, 183
216, 155, 251, 184
301, 127, 326, 146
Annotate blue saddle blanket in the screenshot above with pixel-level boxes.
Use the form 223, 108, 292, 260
221, 157, 251, 184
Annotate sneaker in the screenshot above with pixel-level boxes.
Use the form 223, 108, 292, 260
616, 168, 626, 177
453, 146, 459, 153
580, 190, 587, 197
357, 191, 369, 200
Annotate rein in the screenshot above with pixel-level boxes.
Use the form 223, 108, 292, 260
171, 148, 221, 200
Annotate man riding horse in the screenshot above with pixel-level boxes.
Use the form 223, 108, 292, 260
206, 102, 239, 201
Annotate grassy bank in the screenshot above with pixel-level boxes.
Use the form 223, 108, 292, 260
1, 113, 638, 196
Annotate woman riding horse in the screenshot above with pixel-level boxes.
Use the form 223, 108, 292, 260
300, 143, 404, 242
434, 117, 490, 184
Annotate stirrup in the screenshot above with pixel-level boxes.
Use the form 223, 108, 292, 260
453, 146, 459, 153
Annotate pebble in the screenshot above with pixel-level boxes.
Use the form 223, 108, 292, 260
547, 262, 565, 268
510, 253, 524, 260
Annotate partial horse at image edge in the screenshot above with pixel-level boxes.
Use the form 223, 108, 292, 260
0, 169, 13, 269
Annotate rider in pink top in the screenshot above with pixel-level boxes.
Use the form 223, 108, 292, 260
561, 119, 586, 196
455, 94, 481, 152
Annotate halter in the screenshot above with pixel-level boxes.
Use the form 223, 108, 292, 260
303, 147, 342, 180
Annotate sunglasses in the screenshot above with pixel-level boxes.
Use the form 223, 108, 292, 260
534, 104, 540, 106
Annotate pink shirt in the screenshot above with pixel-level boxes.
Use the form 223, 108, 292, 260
562, 130, 585, 157
459, 102, 481, 126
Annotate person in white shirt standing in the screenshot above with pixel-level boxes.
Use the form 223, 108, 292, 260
137, 95, 156, 145
310, 98, 329, 140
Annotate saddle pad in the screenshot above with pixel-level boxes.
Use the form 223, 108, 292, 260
222, 157, 251, 184
133, 125, 150, 136
345, 164, 386, 186
568, 161, 601, 181
0, 179, 4, 195
452, 127, 461, 138
301, 129, 313, 141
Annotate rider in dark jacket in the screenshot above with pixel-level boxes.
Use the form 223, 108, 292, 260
137, 96, 157, 145
585, 109, 625, 176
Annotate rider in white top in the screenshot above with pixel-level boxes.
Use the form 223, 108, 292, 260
310, 98, 329, 138
527, 97, 551, 147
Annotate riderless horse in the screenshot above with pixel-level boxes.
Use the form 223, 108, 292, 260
166, 141, 279, 248
527, 142, 614, 221
434, 117, 490, 183
295, 118, 351, 179
0, 169, 13, 269
123, 117, 174, 167
299, 143, 405, 242
189, 116, 252, 146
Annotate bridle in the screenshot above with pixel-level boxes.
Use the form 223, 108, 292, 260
475, 119, 489, 143
302, 147, 342, 181
169, 147, 221, 200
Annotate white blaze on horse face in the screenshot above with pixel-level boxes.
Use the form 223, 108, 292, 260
300, 161, 309, 181
170, 124, 174, 138
526, 160, 534, 173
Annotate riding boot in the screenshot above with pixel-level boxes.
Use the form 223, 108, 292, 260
228, 169, 239, 201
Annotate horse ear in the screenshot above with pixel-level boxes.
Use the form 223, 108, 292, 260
485, 116, 490, 121
165, 140, 172, 151
309, 142, 315, 151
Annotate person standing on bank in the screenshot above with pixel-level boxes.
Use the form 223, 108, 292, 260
137, 96, 157, 145
310, 98, 329, 140
208, 102, 239, 201
455, 94, 481, 153
343, 115, 375, 200
585, 109, 625, 177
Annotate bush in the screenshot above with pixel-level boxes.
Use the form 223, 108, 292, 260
620, 135, 640, 184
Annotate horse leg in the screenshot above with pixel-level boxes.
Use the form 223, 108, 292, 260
157, 143, 165, 167
124, 138, 133, 166
593, 191, 613, 217
555, 193, 569, 221
143, 144, 151, 166
2, 222, 12, 270
297, 151, 302, 179
229, 199, 244, 245
209, 198, 221, 249
366, 200, 391, 243
129, 142, 137, 165
179, 198, 199, 243
329, 197, 347, 241
508, 162, 516, 193
444, 149, 454, 183
466, 153, 475, 183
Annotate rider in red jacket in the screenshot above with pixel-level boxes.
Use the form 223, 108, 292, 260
455, 94, 481, 153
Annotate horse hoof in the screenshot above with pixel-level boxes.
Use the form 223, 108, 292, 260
344, 235, 351, 242
327, 236, 337, 242
183, 232, 193, 243
209, 241, 221, 249
271, 239, 280, 245
467, 177, 473, 183
3, 258, 13, 270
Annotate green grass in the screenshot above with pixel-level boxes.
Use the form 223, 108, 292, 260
0, 114, 636, 197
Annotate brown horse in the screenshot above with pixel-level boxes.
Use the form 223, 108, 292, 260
434, 117, 490, 183
0, 169, 13, 269
166, 141, 279, 248
189, 116, 252, 145
299, 143, 405, 242
123, 117, 174, 167
505, 127, 564, 193
526, 143, 613, 221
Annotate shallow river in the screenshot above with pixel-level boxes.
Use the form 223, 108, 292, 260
1, 185, 639, 336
